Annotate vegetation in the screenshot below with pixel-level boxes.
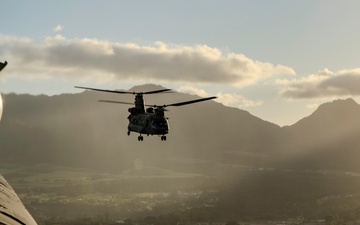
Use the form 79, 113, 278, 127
3, 165, 360, 225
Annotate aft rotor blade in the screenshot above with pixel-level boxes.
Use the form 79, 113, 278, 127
98, 100, 134, 105
75, 86, 134, 94
165, 96, 217, 107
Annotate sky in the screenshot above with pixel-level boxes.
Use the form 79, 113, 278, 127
1, 1, 360, 126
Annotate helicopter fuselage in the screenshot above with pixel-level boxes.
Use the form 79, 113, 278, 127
128, 112, 169, 136
126, 94, 170, 141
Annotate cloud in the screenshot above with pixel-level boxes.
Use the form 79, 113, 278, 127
306, 103, 319, 109
277, 68, 360, 99
178, 85, 209, 98
0, 34, 295, 86
178, 85, 263, 108
53, 25, 63, 32
216, 92, 263, 108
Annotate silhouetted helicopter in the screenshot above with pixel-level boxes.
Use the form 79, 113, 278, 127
75, 86, 217, 141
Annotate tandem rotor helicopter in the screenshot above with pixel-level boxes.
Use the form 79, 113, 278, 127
75, 86, 217, 141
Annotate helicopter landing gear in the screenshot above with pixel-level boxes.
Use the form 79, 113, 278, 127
138, 135, 144, 141
127, 131, 131, 136
161, 136, 167, 141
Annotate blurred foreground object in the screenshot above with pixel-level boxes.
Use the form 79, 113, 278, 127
0, 175, 38, 225
0, 60, 38, 224
0, 61, 7, 72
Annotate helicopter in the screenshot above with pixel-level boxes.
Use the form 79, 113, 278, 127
75, 86, 217, 141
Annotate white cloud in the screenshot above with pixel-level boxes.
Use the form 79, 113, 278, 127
0, 34, 295, 86
53, 25, 63, 32
178, 85, 263, 108
216, 92, 263, 108
306, 103, 319, 109
178, 85, 209, 98
277, 68, 360, 100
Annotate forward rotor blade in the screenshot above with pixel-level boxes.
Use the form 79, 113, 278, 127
165, 96, 217, 107
75, 86, 134, 94
75, 86, 173, 95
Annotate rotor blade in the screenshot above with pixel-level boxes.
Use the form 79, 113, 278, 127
75, 86, 135, 94
142, 89, 173, 94
75, 86, 172, 95
98, 100, 134, 105
165, 96, 217, 107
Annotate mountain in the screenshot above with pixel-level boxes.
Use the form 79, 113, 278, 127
286, 98, 360, 141
1, 85, 360, 173
281, 98, 360, 170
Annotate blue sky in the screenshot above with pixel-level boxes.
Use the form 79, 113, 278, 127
1, 1, 360, 126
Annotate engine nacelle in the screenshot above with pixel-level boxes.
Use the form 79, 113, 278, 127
128, 107, 137, 114
146, 107, 154, 113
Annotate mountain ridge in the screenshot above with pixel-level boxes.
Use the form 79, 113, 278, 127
1, 85, 360, 172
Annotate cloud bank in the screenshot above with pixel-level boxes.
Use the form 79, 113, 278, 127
277, 68, 360, 100
178, 85, 263, 108
0, 34, 295, 86
3, 34, 360, 105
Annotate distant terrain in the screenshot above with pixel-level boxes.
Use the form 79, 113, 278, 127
1, 84, 360, 223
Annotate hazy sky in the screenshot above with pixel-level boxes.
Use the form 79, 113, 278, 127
1, 1, 360, 126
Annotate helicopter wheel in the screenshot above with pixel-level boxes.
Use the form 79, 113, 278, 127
127, 131, 131, 136
161, 136, 167, 141
138, 136, 143, 141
